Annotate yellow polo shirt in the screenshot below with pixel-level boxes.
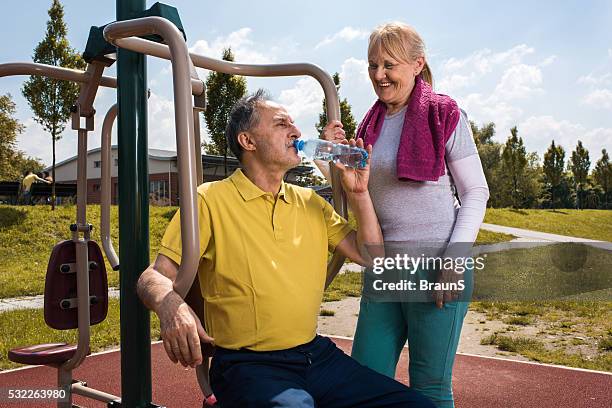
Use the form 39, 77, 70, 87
159, 169, 353, 351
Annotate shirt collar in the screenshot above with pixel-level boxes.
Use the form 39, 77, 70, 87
229, 169, 292, 204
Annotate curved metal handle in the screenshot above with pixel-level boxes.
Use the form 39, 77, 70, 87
0, 62, 117, 88
103, 32, 348, 284
100, 104, 120, 270
104, 17, 200, 298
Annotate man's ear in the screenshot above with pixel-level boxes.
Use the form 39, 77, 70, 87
237, 131, 256, 153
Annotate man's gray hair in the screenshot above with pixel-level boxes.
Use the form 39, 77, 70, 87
225, 89, 269, 161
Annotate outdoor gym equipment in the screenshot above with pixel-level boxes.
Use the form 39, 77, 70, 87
0, 2, 346, 406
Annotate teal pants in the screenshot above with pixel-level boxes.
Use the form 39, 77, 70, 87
351, 299, 469, 408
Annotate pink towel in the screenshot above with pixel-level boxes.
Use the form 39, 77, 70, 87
357, 76, 460, 182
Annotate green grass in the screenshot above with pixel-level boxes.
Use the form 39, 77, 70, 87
472, 301, 612, 327
599, 330, 612, 351
475, 229, 515, 245
484, 208, 612, 242
0, 299, 161, 370
481, 332, 543, 352
319, 309, 336, 316
0, 205, 175, 298
480, 332, 612, 372
503, 315, 532, 326
324, 272, 362, 302
473, 301, 612, 371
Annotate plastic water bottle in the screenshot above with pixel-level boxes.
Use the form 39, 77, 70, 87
293, 139, 368, 169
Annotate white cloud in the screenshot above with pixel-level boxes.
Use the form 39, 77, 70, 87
435, 44, 560, 141
338, 57, 376, 121
577, 73, 612, 86
16, 118, 68, 166
538, 55, 557, 67
276, 77, 324, 138
582, 89, 612, 110
441, 44, 535, 76
436, 45, 551, 97
158, 27, 284, 78
190, 28, 275, 65
494, 64, 544, 99
519, 116, 611, 165
16, 86, 117, 166
272, 58, 375, 140
436, 73, 476, 95
459, 93, 524, 135
146, 91, 180, 151
520, 115, 585, 154
315, 27, 369, 49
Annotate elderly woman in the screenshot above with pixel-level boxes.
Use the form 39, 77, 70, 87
322, 22, 489, 407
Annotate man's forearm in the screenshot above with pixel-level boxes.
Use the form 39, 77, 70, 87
346, 191, 383, 260
137, 267, 179, 314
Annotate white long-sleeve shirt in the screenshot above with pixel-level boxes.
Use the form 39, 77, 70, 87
323, 107, 489, 244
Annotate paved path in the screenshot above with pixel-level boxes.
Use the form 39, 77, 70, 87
480, 223, 612, 250
0, 336, 610, 407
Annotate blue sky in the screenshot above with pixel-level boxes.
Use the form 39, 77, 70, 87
1, 0, 611, 167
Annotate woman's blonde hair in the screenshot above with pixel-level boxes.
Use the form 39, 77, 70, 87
368, 22, 433, 86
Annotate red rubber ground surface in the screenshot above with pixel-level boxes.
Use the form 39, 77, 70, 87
1, 337, 610, 407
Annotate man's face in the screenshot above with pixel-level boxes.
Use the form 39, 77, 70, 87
249, 101, 302, 170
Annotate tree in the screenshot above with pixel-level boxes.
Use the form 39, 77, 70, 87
0, 94, 44, 180
13, 154, 45, 177
569, 141, 590, 209
22, 0, 86, 209
470, 121, 502, 207
0, 94, 24, 179
523, 152, 543, 208
500, 127, 528, 208
315, 72, 357, 140
471, 121, 496, 146
203, 48, 247, 175
542, 140, 565, 209
593, 149, 612, 208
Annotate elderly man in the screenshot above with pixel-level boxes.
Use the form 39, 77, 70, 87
137, 90, 433, 408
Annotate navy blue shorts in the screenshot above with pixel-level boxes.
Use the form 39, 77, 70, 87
210, 335, 434, 408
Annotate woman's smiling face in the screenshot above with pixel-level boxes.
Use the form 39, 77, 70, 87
368, 46, 424, 113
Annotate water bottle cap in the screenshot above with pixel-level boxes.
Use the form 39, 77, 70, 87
360, 149, 369, 168
293, 139, 305, 151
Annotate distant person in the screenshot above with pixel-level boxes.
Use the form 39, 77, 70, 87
21, 170, 51, 205
42, 171, 53, 183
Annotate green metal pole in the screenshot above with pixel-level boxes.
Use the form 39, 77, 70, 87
116, 1, 152, 407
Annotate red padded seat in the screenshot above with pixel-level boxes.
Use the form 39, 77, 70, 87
8, 343, 78, 366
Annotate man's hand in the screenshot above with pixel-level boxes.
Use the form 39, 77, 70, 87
158, 291, 214, 367
321, 120, 345, 142
333, 138, 372, 195
137, 255, 214, 368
